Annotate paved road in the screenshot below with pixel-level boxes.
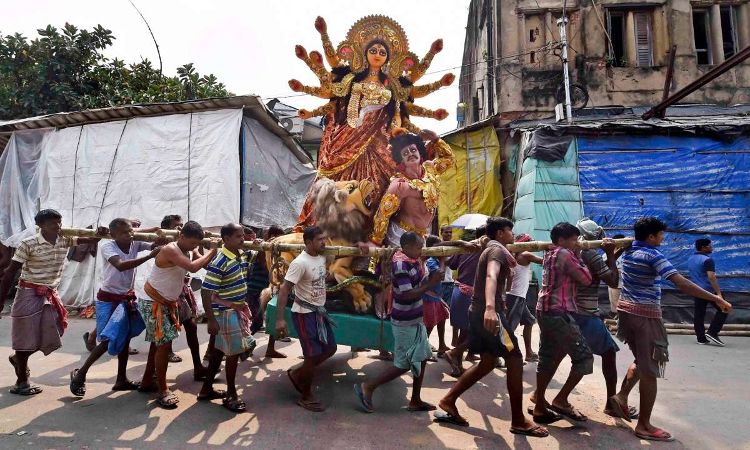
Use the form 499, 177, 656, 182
0, 317, 745, 449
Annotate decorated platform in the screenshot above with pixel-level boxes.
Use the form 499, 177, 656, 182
265, 296, 395, 353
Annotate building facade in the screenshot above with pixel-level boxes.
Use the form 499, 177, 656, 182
460, 0, 750, 124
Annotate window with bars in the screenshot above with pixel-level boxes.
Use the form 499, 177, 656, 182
693, 10, 713, 65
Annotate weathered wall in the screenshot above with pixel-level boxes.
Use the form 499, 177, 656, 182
460, 0, 750, 122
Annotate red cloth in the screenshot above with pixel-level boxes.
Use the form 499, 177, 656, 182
423, 300, 449, 329
97, 289, 138, 314
211, 293, 252, 336
456, 281, 474, 297
181, 276, 199, 316
18, 280, 68, 332
144, 281, 182, 340
617, 299, 663, 319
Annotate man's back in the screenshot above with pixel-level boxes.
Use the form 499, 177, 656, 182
687, 253, 714, 293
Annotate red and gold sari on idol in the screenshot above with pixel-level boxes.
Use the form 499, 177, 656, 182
295, 106, 396, 230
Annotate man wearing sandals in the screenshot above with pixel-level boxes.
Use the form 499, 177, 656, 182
70, 218, 163, 397
608, 217, 732, 442
355, 232, 443, 414
436, 217, 547, 438
0, 209, 106, 396
137, 221, 219, 408
198, 223, 257, 413
275, 226, 336, 412
531, 222, 594, 425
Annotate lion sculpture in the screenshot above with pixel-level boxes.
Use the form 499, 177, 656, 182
262, 178, 375, 313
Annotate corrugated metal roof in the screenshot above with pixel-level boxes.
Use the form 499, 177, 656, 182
0, 95, 309, 163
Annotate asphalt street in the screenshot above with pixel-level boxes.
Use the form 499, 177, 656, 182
0, 317, 746, 449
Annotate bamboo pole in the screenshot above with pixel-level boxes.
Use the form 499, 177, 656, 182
60, 227, 634, 257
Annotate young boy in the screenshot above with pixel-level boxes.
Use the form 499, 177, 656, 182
505, 233, 542, 362
609, 217, 730, 442
436, 217, 547, 438
138, 221, 219, 409
0, 209, 105, 395
276, 226, 336, 412
531, 222, 594, 424
423, 235, 450, 358
355, 231, 443, 413
199, 223, 256, 413
70, 218, 161, 397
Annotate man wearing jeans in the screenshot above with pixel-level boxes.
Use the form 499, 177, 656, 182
688, 238, 727, 346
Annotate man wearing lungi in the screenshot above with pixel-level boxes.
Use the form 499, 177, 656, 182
355, 232, 443, 413
69, 218, 161, 397
0, 209, 105, 396
198, 223, 255, 413
275, 226, 335, 413
137, 221, 219, 409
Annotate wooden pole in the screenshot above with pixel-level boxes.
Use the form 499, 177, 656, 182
60, 227, 634, 257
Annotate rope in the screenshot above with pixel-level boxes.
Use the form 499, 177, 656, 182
70, 126, 83, 227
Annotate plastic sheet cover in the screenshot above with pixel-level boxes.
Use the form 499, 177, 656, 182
578, 135, 750, 293
513, 132, 584, 282
438, 126, 504, 229
241, 117, 316, 228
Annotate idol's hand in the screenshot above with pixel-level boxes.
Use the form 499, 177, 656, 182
430, 39, 444, 54
418, 129, 439, 143
295, 45, 308, 60
315, 16, 327, 34
434, 109, 449, 120
289, 79, 303, 92
298, 109, 313, 119
441, 73, 456, 87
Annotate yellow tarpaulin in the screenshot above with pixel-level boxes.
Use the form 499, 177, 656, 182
438, 126, 503, 229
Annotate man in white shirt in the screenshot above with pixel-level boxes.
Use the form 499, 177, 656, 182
276, 226, 335, 412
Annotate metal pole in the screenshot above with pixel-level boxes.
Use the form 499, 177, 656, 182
558, 17, 573, 124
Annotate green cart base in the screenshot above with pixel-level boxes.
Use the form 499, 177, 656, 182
265, 296, 395, 353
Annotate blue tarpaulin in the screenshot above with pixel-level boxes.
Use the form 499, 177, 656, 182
577, 135, 750, 293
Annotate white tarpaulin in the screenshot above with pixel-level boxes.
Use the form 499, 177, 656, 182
241, 117, 316, 228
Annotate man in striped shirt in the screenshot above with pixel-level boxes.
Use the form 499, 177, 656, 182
531, 222, 594, 424
198, 223, 254, 413
355, 231, 443, 413
608, 217, 730, 442
0, 209, 105, 396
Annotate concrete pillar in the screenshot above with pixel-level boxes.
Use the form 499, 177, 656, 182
738, 4, 750, 50
711, 4, 725, 64
625, 11, 637, 66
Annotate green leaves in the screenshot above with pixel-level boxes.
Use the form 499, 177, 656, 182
0, 23, 232, 120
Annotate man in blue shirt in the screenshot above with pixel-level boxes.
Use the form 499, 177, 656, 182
688, 239, 727, 346
608, 218, 731, 442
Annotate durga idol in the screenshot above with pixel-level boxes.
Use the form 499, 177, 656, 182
289, 15, 455, 230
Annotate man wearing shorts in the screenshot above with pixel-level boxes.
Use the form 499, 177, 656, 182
436, 217, 547, 438
531, 222, 594, 424
505, 233, 541, 362
275, 226, 336, 412
608, 217, 731, 442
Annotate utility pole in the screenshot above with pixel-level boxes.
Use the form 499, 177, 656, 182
558, 16, 573, 123
485, 0, 495, 116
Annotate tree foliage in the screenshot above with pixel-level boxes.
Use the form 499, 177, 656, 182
0, 23, 232, 120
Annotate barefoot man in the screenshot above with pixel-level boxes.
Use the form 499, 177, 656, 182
436, 217, 547, 438
138, 221, 219, 409
0, 209, 105, 396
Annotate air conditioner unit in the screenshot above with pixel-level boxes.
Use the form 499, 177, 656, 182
280, 116, 304, 134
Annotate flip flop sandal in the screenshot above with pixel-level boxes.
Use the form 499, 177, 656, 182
9, 383, 43, 396
157, 392, 179, 409
636, 429, 675, 442
278, 337, 292, 343
223, 397, 246, 413
83, 332, 96, 352
287, 369, 303, 395
606, 396, 632, 422
433, 411, 469, 427
354, 384, 373, 413
128, 347, 139, 355
443, 355, 462, 377
168, 353, 183, 363
407, 401, 436, 412
197, 389, 227, 401
8, 355, 30, 378
527, 407, 563, 424
510, 425, 549, 438
296, 399, 325, 412
112, 381, 141, 391
427, 355, 438, 363
69, 369, 86, 397
549, 404, 588, 422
